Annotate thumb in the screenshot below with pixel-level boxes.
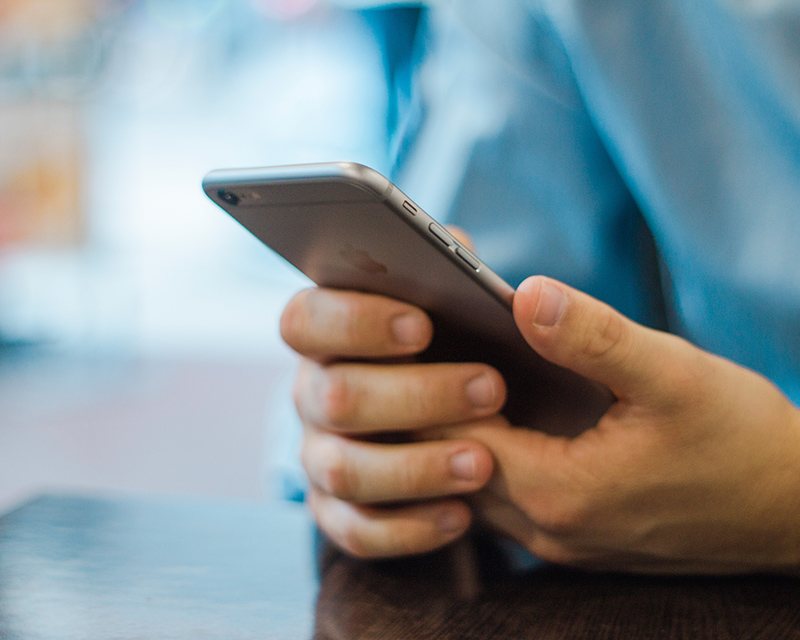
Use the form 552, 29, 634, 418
513, 276, 670, 400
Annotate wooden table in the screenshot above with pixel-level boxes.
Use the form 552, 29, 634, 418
1, 494, 799, 639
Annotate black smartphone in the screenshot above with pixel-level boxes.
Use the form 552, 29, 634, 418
203, 162, 612, 435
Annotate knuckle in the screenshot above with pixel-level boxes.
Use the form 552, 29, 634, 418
580, 306, 631, 364
307, 490, 373, 559
295, 361, 360, 430
399, 364, 484, 423
340, 509, 435, 559
292, 369, 308, 418
395, 457, 427, 495
321, 444, 359, 501
299, 439, 313, 479
340, 298, 370, 346
279, 290, 310, 350
398, 376, 437, 421
340, 525, 372, 559
319, 369, 357, 428
323, 293, 373, 350
301, 434, 360, 500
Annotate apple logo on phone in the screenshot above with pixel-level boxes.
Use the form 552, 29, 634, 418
340, 243, 388, 275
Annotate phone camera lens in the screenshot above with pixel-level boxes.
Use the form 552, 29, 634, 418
218, 190, 240, 206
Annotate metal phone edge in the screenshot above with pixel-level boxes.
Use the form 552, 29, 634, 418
382, 186, 516, 311
202, 162, 516, 311
202, 162, 394, 202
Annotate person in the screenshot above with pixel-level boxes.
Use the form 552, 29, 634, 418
279, 0, 800, 573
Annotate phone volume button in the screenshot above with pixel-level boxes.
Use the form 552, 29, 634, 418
428, 222, 452, 247
456, 246, 480, 271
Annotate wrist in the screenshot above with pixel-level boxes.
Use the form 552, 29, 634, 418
784, 405, 800, 574
740, 397, 800, 575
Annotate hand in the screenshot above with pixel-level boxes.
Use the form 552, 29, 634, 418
428, 276, 800, 573
280, 287, 505, 558
282, 270, 800, 572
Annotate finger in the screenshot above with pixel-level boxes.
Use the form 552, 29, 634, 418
295, 359, 506, 432
280, 288, 433, 360
302, 429, 494, 503
308, 488, 472, 558
513, 276, 687, 401
424, 418, 592, 533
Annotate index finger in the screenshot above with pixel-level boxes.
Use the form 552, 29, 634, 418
280, 288, 433, 360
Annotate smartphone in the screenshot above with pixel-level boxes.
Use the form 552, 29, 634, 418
203, 162, 612, 435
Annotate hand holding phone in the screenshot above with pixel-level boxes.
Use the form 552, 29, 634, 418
203, 161, 613, 435
204, 163, 800, 572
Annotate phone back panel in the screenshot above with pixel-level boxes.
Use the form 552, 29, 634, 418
203, 162, 613, 435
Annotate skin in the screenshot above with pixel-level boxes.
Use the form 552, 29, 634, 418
280, 272, 800, 574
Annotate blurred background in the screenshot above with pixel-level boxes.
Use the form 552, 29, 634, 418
0, 0, 391, 509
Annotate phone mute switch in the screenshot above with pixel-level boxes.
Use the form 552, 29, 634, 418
403, 200, 418, 215
456, 246, 480, 271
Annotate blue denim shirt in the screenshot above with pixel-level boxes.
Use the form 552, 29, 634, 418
380, 0, 800, 405
278, 0, 800, 503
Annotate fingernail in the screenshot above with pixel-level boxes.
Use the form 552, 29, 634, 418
465, 373, 496, 409
450, 450, 477, 481
438, 508, 468, 535
391, 313, 426, 347
533, 280, 567, 327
